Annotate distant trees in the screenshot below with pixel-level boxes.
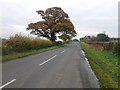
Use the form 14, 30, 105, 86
80, 33, 110, 43
97, 33, 109, 41
27, 7, 76, 42
90, 36, 97, 41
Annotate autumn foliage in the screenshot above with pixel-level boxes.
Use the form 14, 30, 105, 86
27, 7, 76, 42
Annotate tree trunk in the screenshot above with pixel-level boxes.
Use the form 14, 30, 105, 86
50, 33, 56, 43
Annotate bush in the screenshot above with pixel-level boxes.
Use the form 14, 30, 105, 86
9, 35, 33, 52
32, 39, 53, 49
2, 41, 13, 55
86, 41, 120, 56
2, 34, 53, 55
103, 42, 114, 51
55, 41, 63, 46
113, 42, 120, 54
102, 42, 120, 54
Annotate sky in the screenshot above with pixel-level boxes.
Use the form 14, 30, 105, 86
0, 0, 119, 39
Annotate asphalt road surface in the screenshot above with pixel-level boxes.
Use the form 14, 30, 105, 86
1, 42, 100, 88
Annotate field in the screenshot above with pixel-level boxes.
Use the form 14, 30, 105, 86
80, 42, 119, 88
2, 34, 63, 62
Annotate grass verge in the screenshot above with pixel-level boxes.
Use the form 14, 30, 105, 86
80, 42, 119, 88
2, 45, 62, 62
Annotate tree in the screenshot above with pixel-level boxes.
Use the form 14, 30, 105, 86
27, 7, 76, 42
91, 36, 97, 41
58, 34, 71, 41
97, 33, 109, 41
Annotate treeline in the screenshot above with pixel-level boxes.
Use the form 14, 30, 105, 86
2, 34, 56, 55
80, 33, 110, 43
80, 33, 120, 55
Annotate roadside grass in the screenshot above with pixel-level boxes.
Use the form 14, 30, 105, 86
2, 34, 68, 62
2, 45, 62, 62
80, 42, 119, 88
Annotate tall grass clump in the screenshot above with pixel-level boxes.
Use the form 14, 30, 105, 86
32, 39, 53, 49
2, 34, 53, 55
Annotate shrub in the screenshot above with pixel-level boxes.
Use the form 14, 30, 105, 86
113, 42, 120, 54
102, 42, 120, 54
2, 34, 54, 55
2, 41, 13, 55
32, 39, 53, 49
5, 35, 33, 52
55, 41, 63, 46
103, 42, 114, 51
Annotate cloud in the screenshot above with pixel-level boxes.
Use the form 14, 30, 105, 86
0, 0, 119, 39
1, 24, 31, 38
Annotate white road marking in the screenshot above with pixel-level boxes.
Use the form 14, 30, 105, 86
85, 58, 90, 68
60, 48, 69, 54
81, 50, 85, 56
0, 79, 16, 89
85, 57, 100, 85
39, 55, 57, 66
39, 48, 69, 66
60, 50, 65, 54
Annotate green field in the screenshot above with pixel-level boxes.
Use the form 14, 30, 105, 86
80, 42, 119, 88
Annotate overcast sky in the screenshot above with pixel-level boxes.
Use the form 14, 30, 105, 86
0, 0, 119, 39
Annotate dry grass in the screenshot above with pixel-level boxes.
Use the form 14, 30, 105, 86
2, 34, 53, 55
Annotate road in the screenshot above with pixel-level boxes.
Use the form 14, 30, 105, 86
1, 42, 100, 88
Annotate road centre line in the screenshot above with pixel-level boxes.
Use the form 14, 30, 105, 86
60, 48, 69, 54
60, 50, 66, 54
39, 48, 69, 66
1, 49, 69, 88
0, 79, 16, 89
1, 49, 68, 88
39, 55, 57, 66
